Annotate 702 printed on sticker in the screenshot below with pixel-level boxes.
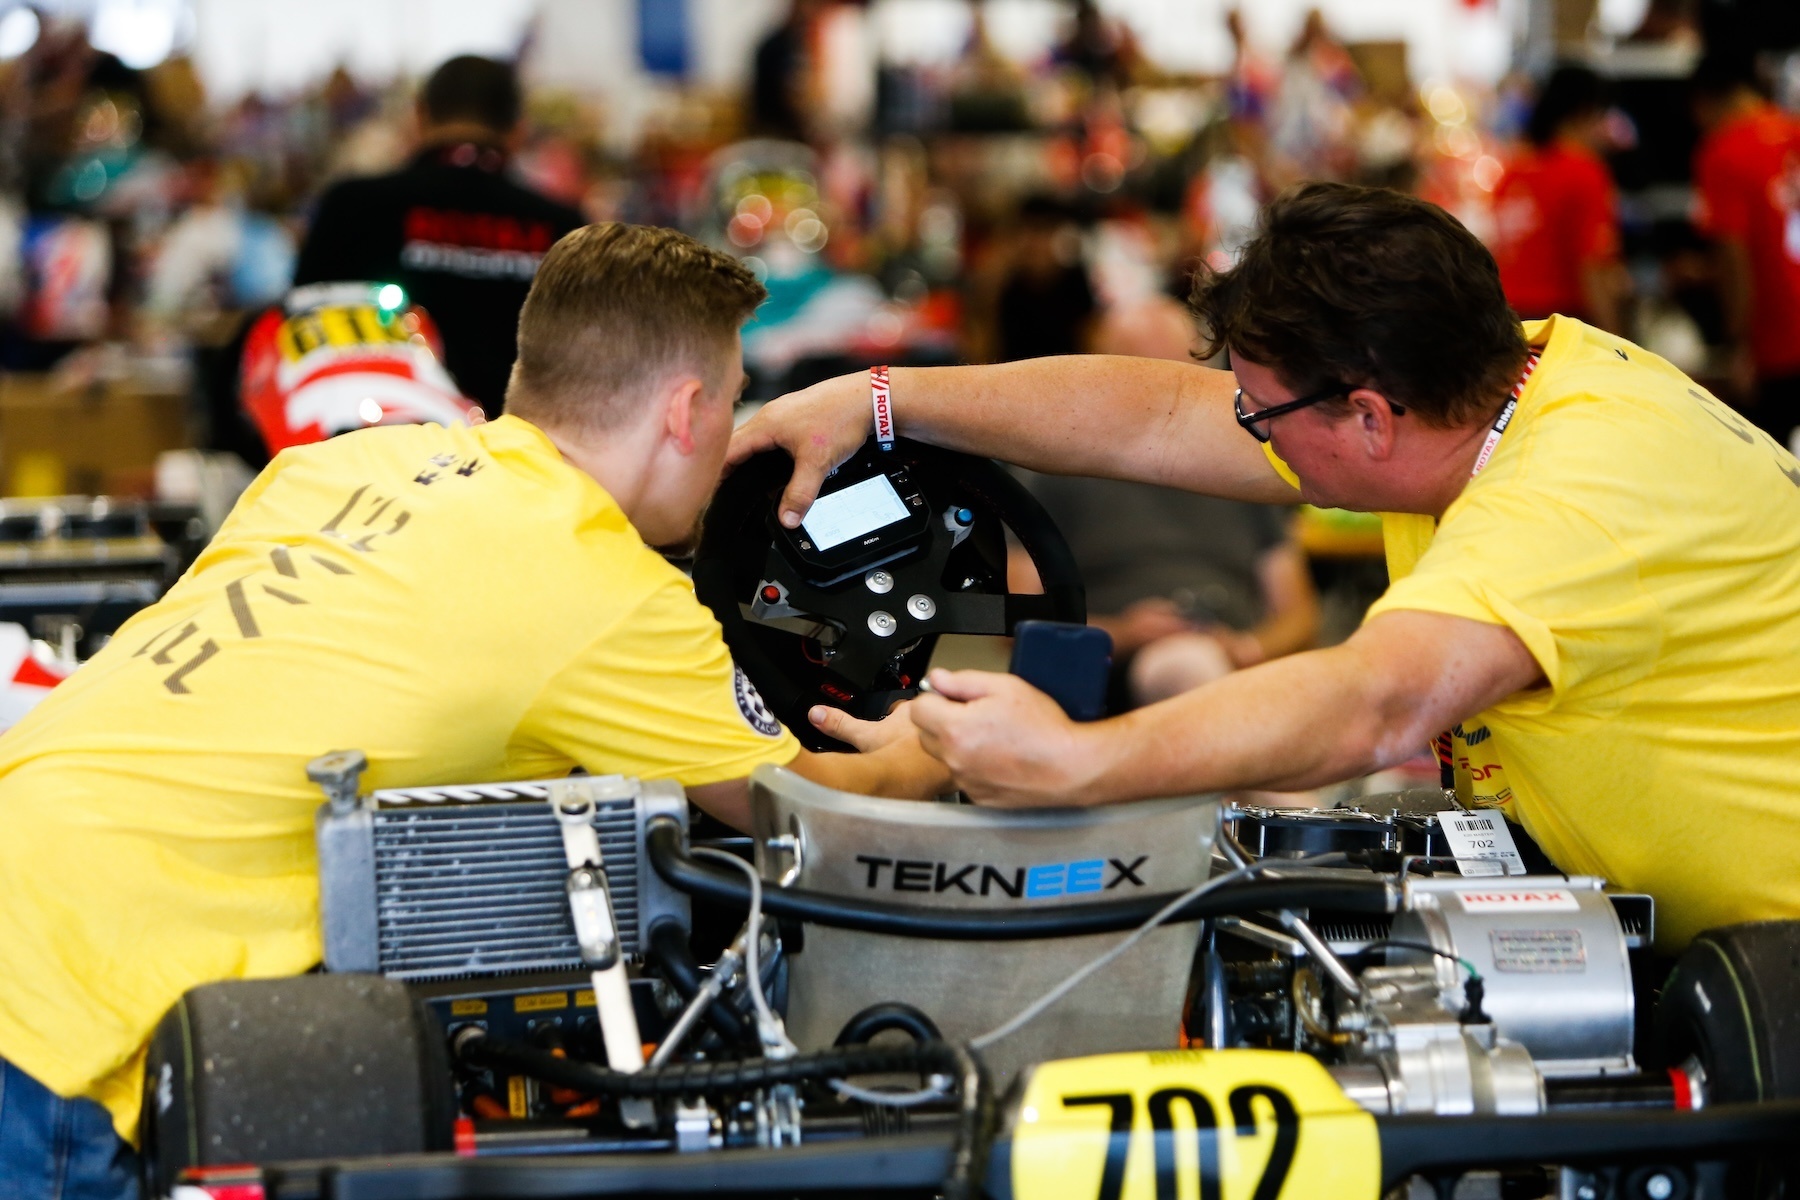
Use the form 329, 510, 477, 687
1438, 809, 1528, 876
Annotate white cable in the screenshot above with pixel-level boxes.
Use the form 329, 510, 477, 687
691, 847, 796, 1057
970, 861, 1264, 1051
688, 844, 1343, 1104
832, 1079, 952, 1108
691, 848, 949, 1106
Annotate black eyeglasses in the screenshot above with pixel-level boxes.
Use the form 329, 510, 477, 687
1233, 384, 1404, 442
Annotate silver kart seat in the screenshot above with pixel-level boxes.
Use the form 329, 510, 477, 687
748, 764, 1218, 1082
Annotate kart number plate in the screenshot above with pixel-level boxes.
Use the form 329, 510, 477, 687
1438, 810, 1526, 877
1011, 1049, 1379, 1200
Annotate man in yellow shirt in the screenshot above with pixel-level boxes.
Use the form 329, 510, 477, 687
737, 182, 1800, 958
0, 224, 943, 1195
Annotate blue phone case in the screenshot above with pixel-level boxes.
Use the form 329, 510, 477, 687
1008, 620, 1113, 722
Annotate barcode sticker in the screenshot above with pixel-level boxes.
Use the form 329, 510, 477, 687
1438, 809, 1526, 877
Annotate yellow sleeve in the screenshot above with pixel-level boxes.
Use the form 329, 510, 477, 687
519, 576, 800, 787
1365, 488, 1663, 708
1262, 441, 1303, 490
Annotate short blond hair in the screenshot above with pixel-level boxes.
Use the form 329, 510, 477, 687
506, 223, 766, 429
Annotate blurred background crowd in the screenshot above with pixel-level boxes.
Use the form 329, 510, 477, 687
3, 0, 1795, 418
0, 0, 1794, 762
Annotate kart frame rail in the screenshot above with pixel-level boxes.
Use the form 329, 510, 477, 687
182, 1100, 1800, 1200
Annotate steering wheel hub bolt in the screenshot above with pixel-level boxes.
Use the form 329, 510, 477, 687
864, 570, 894, 594
868, 611, 897, 637
907, 594, 936, 620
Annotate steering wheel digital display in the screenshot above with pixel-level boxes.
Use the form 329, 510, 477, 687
695, 438, 1086, 751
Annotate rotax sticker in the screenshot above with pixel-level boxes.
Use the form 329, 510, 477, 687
1455, 886, 1579, 914
1011, 1049, 1380, 1200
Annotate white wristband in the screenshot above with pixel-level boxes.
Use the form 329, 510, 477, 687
871, 365, 894, 451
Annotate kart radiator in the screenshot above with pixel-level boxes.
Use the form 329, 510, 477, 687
316, 773, 690, 981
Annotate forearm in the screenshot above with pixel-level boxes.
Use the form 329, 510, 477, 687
915, 610, 1541, 810
888, 358, 1292, 501
1085, 641, 1429, 800
790, 740, 951, 800
686, 740, 949, 832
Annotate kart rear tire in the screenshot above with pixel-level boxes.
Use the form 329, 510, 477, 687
1655, 921, 1800, 1103
140, 974, 452, 1196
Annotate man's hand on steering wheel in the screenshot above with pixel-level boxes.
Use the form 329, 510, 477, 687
903, 668, 1108, 807
727, 374, 872, 529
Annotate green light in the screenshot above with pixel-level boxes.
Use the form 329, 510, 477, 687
376, 284, 405, 311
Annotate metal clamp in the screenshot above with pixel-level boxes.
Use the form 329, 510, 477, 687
307, 749, 368, 815
565, 865, 620, 970
551, 781, 620, 968
763, 825, 804, 888
546, 779, 649, 1102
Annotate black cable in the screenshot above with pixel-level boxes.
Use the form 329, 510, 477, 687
644, 920, 753, 1045
942, 1042, 991, 1200
1346, 939, 1489, 1024
456, 1030, 959, 1100
647, 819, 1395, 939
465, 1021, 992, 1200
1345, 939, 1481, 978
834, 1002, 943, 1048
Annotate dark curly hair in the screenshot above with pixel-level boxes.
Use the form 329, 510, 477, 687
1189, 182, 1528, 427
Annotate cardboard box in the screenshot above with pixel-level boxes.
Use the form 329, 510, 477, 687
0, 373, 191, 498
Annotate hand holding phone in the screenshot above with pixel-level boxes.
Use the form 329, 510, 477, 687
1006, 620, 1113, 722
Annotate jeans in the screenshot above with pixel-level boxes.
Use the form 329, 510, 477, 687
0, 1059, 138, 1200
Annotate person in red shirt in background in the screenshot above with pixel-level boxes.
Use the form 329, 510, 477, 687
1692, 51, 1800, 450
1490, 65, 1628, 332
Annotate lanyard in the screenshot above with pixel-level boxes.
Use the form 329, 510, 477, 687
1436, 349, 1541, 792
1469, 351, 1540, 478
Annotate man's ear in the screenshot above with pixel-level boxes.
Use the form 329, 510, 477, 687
662, 376, 707, 455
1345, 387, 1402, 461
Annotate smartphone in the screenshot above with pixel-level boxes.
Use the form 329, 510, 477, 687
1008, 620, 1113, 722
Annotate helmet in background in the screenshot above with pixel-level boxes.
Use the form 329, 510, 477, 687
239, 282, 485, 455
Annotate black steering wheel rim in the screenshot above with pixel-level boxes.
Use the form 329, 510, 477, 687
695, 438, 1085, 751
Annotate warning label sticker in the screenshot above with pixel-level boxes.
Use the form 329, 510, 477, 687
1490, 928, 1587, 973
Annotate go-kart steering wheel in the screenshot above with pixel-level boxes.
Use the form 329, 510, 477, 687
695, 438, 1086, 751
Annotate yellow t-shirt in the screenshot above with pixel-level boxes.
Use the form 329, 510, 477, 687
1270, 316, 1800, 951
0, 415, 799, 1139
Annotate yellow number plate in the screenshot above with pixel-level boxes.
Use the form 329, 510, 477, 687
1012, 1050, 1379, 1200
276, 305, 408, 361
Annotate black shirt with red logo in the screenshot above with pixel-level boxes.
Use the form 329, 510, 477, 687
293, 142, 585, 417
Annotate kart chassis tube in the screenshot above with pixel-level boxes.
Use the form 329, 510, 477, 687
457, 1033, 949, 1099
645, 817, 1398, 940
249, 1134, 964, 1199
1375, 1100, 1800, 1190
231, 1101, 1800, 1200
461, 1034, 989, 1200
